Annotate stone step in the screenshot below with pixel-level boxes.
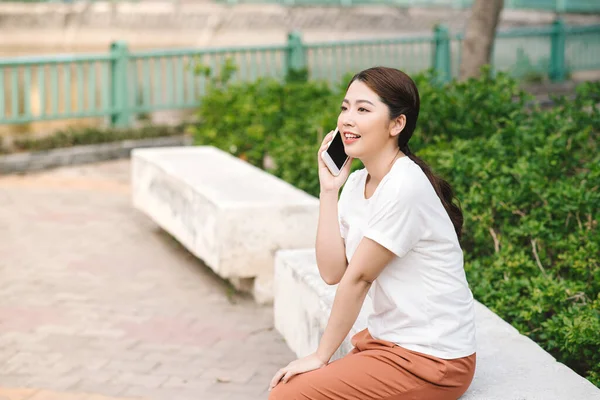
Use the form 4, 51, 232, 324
274, 248, 600, 400
131, 146, 319, 303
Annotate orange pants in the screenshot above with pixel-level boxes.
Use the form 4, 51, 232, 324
269, 328, 476, 400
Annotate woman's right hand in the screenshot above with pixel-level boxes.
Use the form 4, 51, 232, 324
317, 130, 354, 194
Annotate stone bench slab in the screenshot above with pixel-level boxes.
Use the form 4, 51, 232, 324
274, 249, 600, 400
131, 146, 319, 303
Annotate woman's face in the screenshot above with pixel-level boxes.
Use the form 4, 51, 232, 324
337, 80, 395, 160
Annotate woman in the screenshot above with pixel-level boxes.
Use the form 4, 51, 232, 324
268, 66, 476, 400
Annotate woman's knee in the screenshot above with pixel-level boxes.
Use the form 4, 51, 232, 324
268, 359, 345, 399
268, 372, 318, 400
268, 382, 296, 400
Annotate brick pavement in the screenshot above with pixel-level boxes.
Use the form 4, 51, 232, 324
0, 160, 296, 400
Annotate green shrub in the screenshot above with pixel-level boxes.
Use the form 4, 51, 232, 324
189, 68, 356, 195
413, 66, 534, 146
192, 67, 600, 386
420, 79, 600, 384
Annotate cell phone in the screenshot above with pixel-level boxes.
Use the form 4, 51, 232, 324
321, 128, 350, 176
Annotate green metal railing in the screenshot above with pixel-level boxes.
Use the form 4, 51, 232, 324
0, 43, 288, 126
0, 53, 114, 125
125, 44, 288, 125
1, 20, 600, 127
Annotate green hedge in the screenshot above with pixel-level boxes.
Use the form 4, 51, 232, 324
190, 66, 600, 386
417, 76, 600, 385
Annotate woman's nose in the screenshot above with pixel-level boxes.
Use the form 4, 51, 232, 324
341, 114, 355, 127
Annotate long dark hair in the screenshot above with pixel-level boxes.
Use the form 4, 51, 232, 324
348, 66, 464, 240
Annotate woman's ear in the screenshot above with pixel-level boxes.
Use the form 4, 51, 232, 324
390, 115, 406, 138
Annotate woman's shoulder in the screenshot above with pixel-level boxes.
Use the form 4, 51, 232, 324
344, 168, 367, 190
338, 168, 367, 208
378, 159, 433, 202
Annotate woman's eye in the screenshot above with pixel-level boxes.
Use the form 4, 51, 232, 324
340, 106, 368, 112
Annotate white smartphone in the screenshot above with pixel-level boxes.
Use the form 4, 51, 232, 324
321, 128, 350, 176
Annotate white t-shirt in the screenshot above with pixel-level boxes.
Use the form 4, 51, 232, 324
338, 156, 476, 359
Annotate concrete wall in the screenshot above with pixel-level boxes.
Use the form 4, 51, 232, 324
2, 1, 600, 55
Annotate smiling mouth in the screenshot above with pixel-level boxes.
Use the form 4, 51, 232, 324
344, 133, 361, 139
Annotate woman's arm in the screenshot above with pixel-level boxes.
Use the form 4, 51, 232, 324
269, 237, 395, 389
315, 190, 348, 285
316, 237, 395, 363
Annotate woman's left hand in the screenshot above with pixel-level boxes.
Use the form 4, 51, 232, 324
269, 352, 327, 391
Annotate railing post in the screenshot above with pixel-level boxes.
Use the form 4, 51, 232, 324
286, 31, 306, 75
456, 0, 470, 9
432, 24, 451, 84
550, 18, 566, 82
556, 0, 567, 13
110, 41, 130, 127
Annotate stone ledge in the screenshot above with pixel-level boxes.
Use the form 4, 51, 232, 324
131, 146, 319, 303
0, 135, 191, 175
274, 248, 600, 400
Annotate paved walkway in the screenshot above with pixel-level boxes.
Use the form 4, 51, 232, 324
0, 160, 295, 400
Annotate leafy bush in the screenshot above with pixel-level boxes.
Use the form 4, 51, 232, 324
419, 80, 599, 383
189, 65, 353, 195
192, 66, 600, 386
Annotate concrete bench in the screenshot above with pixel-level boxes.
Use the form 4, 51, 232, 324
131, 146, 319, 304
274, 249, 600, 400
